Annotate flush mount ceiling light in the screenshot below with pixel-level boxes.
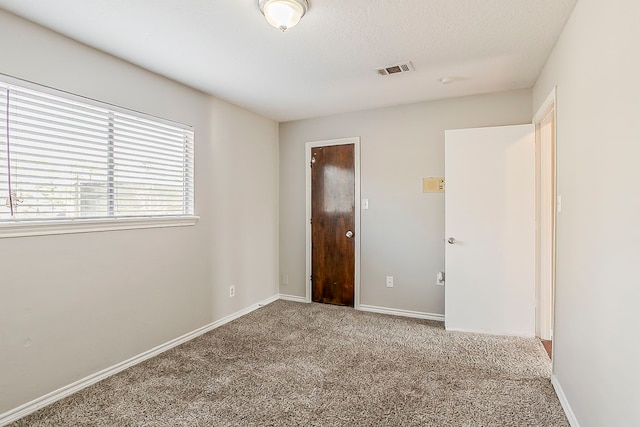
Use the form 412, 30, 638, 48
258, 0, 309, 32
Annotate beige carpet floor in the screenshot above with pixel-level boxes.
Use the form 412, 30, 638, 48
12, 300, 568, 426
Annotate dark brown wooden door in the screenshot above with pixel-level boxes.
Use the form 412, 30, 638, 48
311, 144, 355, 306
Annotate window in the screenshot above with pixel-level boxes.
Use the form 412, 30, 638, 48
0, 77, 195, 236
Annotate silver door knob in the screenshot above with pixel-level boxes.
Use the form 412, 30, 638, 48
447, 237, 455, 244
346, 230, 354, 238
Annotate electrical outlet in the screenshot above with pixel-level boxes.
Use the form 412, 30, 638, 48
436, 271, 445, 286
229, 285, 235, 298
282, 275, 289, 285
386, 276, 394, 288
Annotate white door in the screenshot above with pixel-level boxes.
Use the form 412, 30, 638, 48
445, 124, 535, 336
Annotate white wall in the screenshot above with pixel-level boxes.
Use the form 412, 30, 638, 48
279, 90, 532, 315
533, 0, 640, 425
0, 10, 279, 414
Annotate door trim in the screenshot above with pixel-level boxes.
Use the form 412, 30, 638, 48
305, 137, 361, 308
533, 87, 557, 344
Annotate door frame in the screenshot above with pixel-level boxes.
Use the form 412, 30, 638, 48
305, 137, 361, 308
533, 87, 558, 343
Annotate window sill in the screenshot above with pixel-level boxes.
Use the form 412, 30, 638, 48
0, 216, 199, 239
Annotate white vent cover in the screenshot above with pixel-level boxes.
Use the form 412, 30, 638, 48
377, 62, 414, 76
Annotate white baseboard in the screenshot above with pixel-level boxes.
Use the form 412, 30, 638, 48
552, 375, 580, 427
279, 294, 309, 303
0, 294, 279, 427
256, 294, 281, 307
358, 304, 445, 322
444, 326, 535, 338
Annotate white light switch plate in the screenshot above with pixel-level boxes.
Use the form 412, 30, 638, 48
557, 195, 562, 213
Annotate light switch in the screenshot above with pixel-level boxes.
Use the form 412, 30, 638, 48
362, 199, 369, 209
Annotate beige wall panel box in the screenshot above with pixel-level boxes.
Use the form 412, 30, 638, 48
423, 177, 445, 193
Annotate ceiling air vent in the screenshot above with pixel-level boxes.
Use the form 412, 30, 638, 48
377, 62, 414, 76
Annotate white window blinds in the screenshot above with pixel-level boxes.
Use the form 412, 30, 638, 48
0, 80, 194, 222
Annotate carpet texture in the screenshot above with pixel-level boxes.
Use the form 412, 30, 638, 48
12, 300, 568, 426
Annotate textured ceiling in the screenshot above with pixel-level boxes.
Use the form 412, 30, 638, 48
0, 0, 577, 122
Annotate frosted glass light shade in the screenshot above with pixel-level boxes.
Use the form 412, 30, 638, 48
259, 0, 309, 31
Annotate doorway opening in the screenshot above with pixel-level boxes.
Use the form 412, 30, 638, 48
534, 88, 557, 359
305, 137, 361, 308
